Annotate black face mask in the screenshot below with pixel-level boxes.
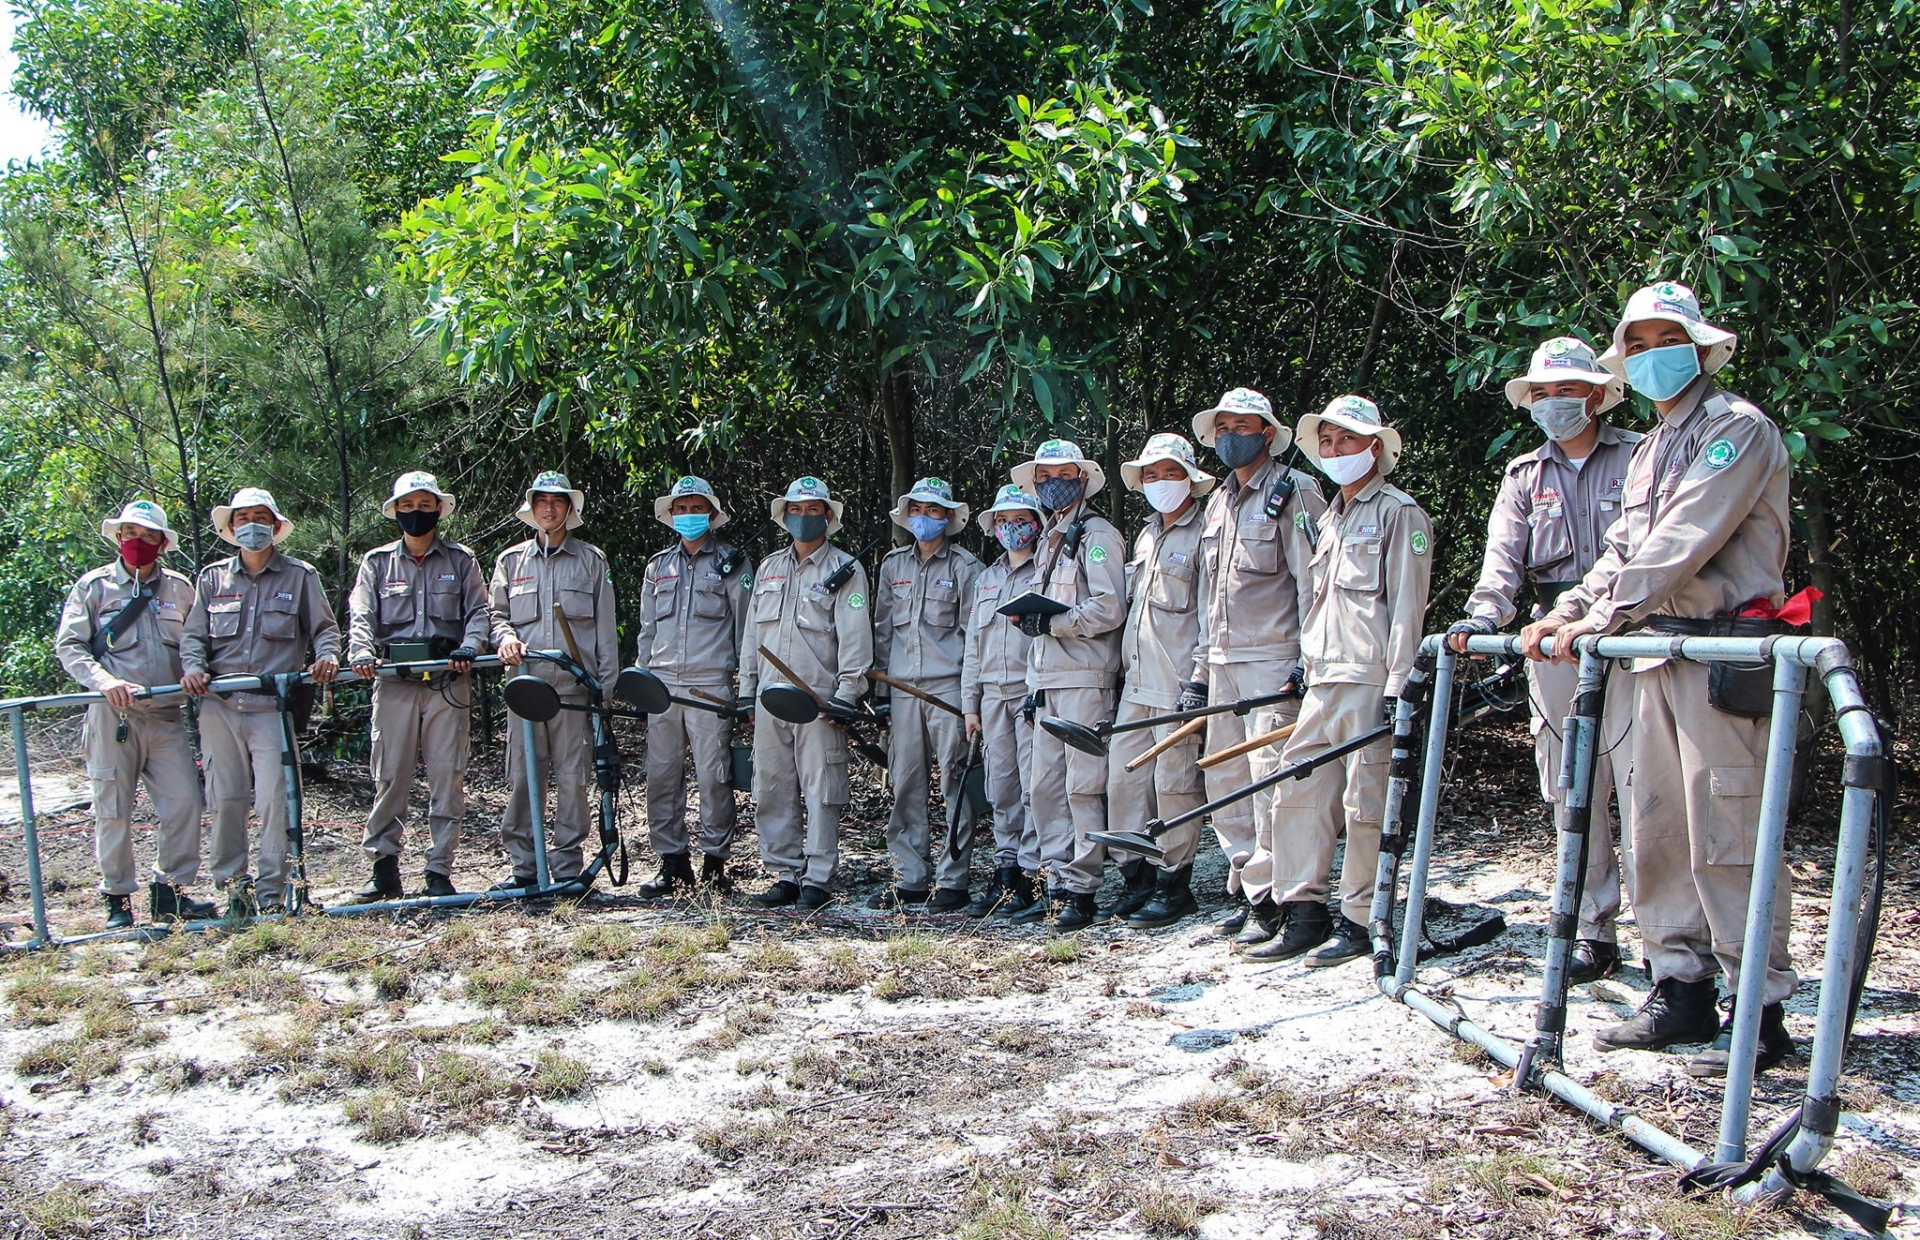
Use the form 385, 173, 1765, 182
785, 512, 828, 543
396, 508, 441, 537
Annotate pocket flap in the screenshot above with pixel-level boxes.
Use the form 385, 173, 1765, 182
1709, 766, 1764, 799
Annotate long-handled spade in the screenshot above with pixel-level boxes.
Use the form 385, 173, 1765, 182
1089, 724, 1394, 860
754, 646, 889, 768
1039, 689, 1298, 758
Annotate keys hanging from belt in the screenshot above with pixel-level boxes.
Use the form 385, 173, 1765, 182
115, 711, 129, 743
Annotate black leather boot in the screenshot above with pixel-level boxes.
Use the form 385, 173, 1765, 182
928, 886, 971, 912
967, 867, 1013, 918
1592, 977, 1722, 1052
103, 893, 133, 930
1054, 891, 1099, 931
1007, 879, 1052, 925
1232, 897, 1284, 948
1688, 1002, 1795, 1078
150, 881, 216, 922
1244, 901, 1331, 962
1126, 866, 1198, 929
1099, 859, 1156, 921
1567, 939, 1621, 985
423, 871, 457, 898
701, 853, 733, 893
350, 855, 403, 904
1214, 891, 1250, 936
639, 852, 697, 898
1304, 915, 1369, 968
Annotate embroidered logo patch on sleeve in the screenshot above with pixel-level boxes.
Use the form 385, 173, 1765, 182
847, 592, 866, 610
1089, 545, 1109, 563
1410, 531, 1430, 556
1704, 438, 1738, 470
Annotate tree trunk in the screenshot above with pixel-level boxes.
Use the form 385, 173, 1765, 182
1351, 241, 1401, 391
880, 364, 915, 547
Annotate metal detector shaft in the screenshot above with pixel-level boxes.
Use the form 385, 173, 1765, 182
1109, 690, 1300, 736
9, 706, 49, 945
1148, 723, 1392, 839
522, 714, 551, 890
270, 674, 313, 915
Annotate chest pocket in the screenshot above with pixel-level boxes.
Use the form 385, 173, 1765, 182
794, 586, 835, 632
1148, 555, 1196, 613
509, 581, 543, 626
1043, 558, 1082, 609
377, 583, 416, 627
559, 584, 596, 622
1527, 510, 1574, 571
260, 596, 301, 643
691, 582, 730, 621
750, 578, 787, 625
427, 580, 466, 622
1231, 519, 1280, 575
924, 580, 960, 630
208, 599, 244, 639
1334, 538, 1383, 593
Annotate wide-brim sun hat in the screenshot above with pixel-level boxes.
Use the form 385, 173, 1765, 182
382, 470, 458, 520
975, 484, 1043, 535
1298, 395, 1404, 476
212, 487, 294, 546
517, 470, 587, 531
1191, 387, 1294, 456
652, 475, 732, 531
769, 475, 845, 536
889, 476, 971, 536
1598, 280, 1738, 378
1121, 432, 1218, 496
1009, 438, 1107, 498
1503, 336, 1626, 412
98, 500, 179, 554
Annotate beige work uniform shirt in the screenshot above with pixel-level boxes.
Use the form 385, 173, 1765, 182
1552, 382, 1789, 635
1302, 476, 1434, 696
1026, 501, 1127, 691
737, 542, 873, 703
961, 554, 1039, 713
1191, 457, 1327, 681
346, 537, 492, 666
873, 539, 983, 689
489, 536, 619, 691
181, 553, 342, 680
1465, 423, 1643, 625
55, 562, 197, 696
633, 537, 749, 688
1120, 503, 1205, 711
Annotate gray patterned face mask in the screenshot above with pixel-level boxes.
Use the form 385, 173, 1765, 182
234, 523, 275, 552
1530, 396, 1591, 443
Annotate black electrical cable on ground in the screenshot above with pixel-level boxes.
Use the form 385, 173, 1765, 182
1678, 714, 1895, 1233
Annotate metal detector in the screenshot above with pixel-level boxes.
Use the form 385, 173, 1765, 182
1038, 689, 1299, 757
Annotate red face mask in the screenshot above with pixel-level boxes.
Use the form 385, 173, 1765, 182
119, 536, 162, 569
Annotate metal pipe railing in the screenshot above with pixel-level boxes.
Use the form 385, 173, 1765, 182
1371, 630, 1882, 1209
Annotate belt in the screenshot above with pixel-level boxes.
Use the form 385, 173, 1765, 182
1641, 615, 1788, 638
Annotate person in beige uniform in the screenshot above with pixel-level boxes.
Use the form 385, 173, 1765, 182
1001, 440, 1127, 929
1449, 337, 1641, 985
54, 501, 214, 928
960, 485, 1044, 918
347, 471, 492, 902
181, 489, 340, 915
1087, 434, 1214, 929
633, 476, 750, 896
871, 477, 983, 911
1245, 396, 1432, 966
738, 476, 873, 910
1523, 282, 1796, 1077
1186, 388, 1327, 943
489, 472, 618, 891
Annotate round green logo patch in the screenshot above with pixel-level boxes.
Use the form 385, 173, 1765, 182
1410, 530, 1429, 556
847, 591, 865, 610
739, 574, 753, 590
1089, 545, 1108, 563
1704, 438, 1737, 470
1294, 511, 1308, 530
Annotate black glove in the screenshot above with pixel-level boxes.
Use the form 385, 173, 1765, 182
1175, 680, 1208, 713
1449, 617, 1498, 638
1285, 666, 1306, 697
826, 695, 860, 718
447, 645, 478, 664
1018, 612, 1051, 638
735, 696, 756, 721
872, 700, 893, 725
1381, 695, 1398, 725
1021, 693, 1039, 726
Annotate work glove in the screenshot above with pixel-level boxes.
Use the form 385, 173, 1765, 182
447, 645, 478, 663
1448, 617, 1498, 640
1381, 695, 1399, 725
1021, 693, 1040, 726
1175, 680, 1208, 713
735, 696, 756, 721
1018, 612, 1051, 638
1284, 666, 1306, 697
826, 695, 861, 719
871, 700, 893, 726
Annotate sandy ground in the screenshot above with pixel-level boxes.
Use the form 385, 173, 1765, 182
1, 700, 1918, 1239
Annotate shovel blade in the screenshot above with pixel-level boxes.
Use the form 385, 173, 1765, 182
1087, 830, 1165, 861
1039, 716, 1109, 756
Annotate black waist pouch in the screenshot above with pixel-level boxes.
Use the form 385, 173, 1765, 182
1704, 615, 1788, 719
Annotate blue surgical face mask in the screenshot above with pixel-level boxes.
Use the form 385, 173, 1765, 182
785, 512, 828, 543
906, 513, 949, 543
1215, 431, 1268, 470
994, 517, 1040, 551
233, 522, 275, 552
1035, 475, 1084, 513
1623, 342, 1702, 402
672, 513, 712, 541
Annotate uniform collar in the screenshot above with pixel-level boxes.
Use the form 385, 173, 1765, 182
1534, 419, 1627, 467
915, 538, 951, 563
1333, 474, 1387, 514
1157, 501, 1202, 532
1226, 456, 1278, 498
792, 541, 831, 567
229, 550, 288, 576
527, 534, 578, 557
110, 559, 163, 589
1658, 376, 1716, 431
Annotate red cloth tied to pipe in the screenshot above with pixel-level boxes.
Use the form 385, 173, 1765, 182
1738, 587, 1822, 627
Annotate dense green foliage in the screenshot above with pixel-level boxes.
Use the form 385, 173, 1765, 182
2, 0, 1915, 708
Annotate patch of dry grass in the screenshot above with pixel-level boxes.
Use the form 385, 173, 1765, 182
529, 1048, 590, 1098
691, 1115, 788, 1161
956, 1168, 1066, 1240
1133, 1177, 1224, 1236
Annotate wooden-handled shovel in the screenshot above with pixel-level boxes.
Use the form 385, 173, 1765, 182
1123, 715, 1207, 772
1196, 722, 1296, 771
